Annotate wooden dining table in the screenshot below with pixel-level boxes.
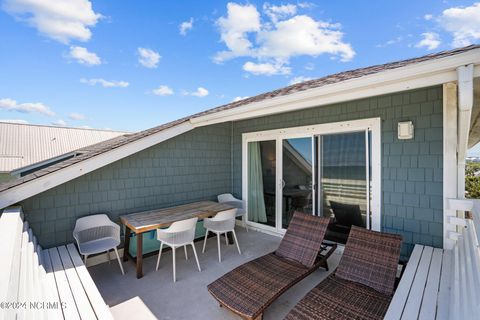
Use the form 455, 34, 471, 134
120, 200, 234, 278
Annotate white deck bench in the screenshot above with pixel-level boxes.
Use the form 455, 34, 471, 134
384, 244, 451, 320
0, 206, 113, 320
385, 215, 480, 320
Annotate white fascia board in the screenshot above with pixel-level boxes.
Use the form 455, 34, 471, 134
0, 122, 194, 209
192, 49, 480, 126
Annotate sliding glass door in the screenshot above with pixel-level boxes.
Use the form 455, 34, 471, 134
247, 140, 276, 229
246, 137, 314, 232
317, 131, 371, 243
281, 138, 313, 229
243, 118, 380, 238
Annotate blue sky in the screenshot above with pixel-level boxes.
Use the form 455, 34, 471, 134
0, 1, 479, 145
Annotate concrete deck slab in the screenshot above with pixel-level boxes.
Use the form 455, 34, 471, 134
89, 228, 342, 320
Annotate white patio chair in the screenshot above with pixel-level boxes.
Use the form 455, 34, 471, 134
217, 193, 248, 232
202, 208, 241, 262
155, 217, 201, 282
73, 214, 124, 275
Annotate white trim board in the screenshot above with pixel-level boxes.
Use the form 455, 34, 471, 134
0, 49, 479, 209
241, 118, 382, 234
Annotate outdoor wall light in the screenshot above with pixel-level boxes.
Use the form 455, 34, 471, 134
398, 121, 414, 140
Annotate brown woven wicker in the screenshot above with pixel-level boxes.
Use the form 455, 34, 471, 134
285, 227, 402, 320
335, 226, 402, 295
276, 211, 330, 267
284, 275, 393, 320
207, 212, 334, 320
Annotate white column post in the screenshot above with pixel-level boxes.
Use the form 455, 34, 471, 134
443, 82, 458, 250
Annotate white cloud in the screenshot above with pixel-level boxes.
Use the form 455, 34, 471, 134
51, 119, 67, 127
257, 15, 355, 61
243, 61, 291, 75
424, 14, 433, 21
152, 85, 174, 96
184, 87, 209, 97
0, 119, 28, 124
191, 87, 209, 97
263, 3, 297, 23
137, 47, 160, 68
214, 3, 261, 62
68, 113, 86, 120
298, 2, 315, 9
376, 36, 403, 48
214, 3, 354, 76
179, 18, 194, 35
80, 78, 129, 88
3, 0, 102, 43
289, 76, 313, 85
68, 46, 101, 65
232, 96, 249, 102
438, 2, 480, 47
304, 62, 314, 70
0, 98, 54, 116
415, 32, 441, 50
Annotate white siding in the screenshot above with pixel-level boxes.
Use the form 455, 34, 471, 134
0, 122, 127, 172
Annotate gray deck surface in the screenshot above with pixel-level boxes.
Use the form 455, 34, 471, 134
89, 228, 342, 320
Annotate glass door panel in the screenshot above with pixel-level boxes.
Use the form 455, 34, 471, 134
281, 137, 313, 229
318, 131, 370, 244
247, 140, 276, 228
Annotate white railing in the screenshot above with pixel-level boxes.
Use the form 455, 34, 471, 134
448, 199, 480, 320
0, 206, 27, 320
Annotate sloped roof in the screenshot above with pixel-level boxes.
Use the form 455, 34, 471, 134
0, 44, 479, 195
0, 122, 127, 172
190, 44, 480, 119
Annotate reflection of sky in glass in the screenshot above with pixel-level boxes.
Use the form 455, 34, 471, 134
287, 138, 312, 164
285, 133, 367, 167
322, 132, 365, 167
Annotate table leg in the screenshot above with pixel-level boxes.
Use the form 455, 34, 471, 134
136, 232, 143, 279
123, 226, 131, 262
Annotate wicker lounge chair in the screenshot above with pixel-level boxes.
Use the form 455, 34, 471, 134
208, 211, 336, 320
285, 226, 402, 320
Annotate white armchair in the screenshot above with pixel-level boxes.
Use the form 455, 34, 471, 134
156, 217, 201, 282
73, 214, 124, 274
202, 208, 241, 262
217, 193, 248, 232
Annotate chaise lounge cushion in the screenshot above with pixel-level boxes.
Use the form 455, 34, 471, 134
208, 253, 311, 319
334, 226, 402, 295
275, 211, 329, 268
284, 274, 392, 320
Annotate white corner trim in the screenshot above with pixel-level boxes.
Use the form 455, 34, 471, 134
0, 122, 194, 209
443, 82, 458, 250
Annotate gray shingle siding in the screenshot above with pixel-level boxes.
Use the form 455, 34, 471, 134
232, 86, 443, 257
19, 86, 443, 257
20, 123, 232, 247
